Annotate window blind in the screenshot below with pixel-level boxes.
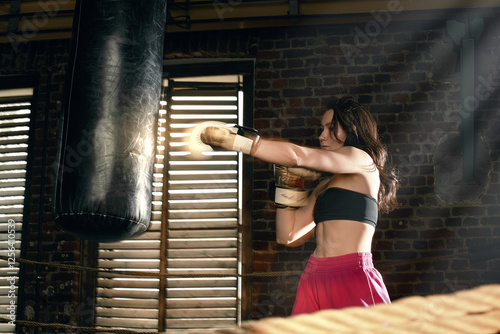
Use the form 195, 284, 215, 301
95, 75, 244, 333
0, 88, 33, 333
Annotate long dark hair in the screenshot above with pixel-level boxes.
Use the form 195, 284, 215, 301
326, 97, 399, 213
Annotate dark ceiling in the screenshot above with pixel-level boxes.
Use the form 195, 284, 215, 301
1, 0, 500, 44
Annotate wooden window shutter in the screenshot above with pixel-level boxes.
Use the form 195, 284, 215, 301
0, 88, 33, 333
95, 75, 245, 333
164, 76, 243, 331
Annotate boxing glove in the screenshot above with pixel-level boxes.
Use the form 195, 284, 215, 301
274, 165, 321, 208
192, 121, 260, 155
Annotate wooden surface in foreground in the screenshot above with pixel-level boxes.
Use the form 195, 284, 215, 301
225, 284, 500, 334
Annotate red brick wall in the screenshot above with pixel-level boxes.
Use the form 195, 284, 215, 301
244, 19, 500, 318
1, 14, 500, 328
0, 40, 84, 329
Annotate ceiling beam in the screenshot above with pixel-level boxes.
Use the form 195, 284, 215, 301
1, 0, 500, 43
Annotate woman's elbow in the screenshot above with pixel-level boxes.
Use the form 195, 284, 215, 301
276, 234, 309, 247
278, 145, 301, 167
275, 235, 290, 246
277, 238, 302, 247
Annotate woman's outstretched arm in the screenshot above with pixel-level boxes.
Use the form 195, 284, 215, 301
252, 138, 374, 175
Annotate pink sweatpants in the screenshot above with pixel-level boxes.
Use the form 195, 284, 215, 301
292, 252, 391, 315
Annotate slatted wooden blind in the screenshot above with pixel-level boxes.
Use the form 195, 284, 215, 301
0, 88, 33, 333
95, 75, 244, 333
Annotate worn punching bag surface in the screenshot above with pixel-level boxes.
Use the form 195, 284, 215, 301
53, 0, 167, 242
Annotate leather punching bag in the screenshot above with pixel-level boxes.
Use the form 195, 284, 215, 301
53, 0, 167, 242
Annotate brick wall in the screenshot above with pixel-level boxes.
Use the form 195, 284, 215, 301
165, 18, 500, 318
0, 40, 84, 331
238, 18, 500, 318
1, 13, 499, 330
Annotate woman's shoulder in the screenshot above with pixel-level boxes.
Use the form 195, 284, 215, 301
342, 145, 372, 158
335, 146, 375, 170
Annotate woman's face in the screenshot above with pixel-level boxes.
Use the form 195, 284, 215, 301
319, 108, 347, 151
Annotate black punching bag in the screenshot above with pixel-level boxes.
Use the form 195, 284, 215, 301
53, 0, 167, 242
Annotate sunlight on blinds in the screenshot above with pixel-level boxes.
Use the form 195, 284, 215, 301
165, 84, 240, 330
0, 89, 33, 333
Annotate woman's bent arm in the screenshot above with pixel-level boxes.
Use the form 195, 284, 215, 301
274, 179, 329, 246
275, 207, 315, 246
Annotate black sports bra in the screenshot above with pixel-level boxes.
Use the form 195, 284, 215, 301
314, 187, 378, 227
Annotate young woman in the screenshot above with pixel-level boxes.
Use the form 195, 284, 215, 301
195, 97, 399, 315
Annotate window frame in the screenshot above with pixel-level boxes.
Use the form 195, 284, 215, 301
0, 74, 38, 334
163, 59, 255, 324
